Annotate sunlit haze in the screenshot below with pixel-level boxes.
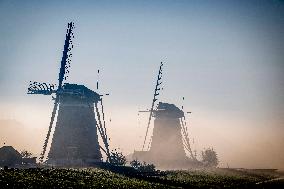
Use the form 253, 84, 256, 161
0, 0, 283, 170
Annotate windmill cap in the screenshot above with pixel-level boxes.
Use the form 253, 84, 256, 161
153, 102, 184, 118
59, 83, 101, 103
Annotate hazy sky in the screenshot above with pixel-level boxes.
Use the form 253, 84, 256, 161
0, 0, 283, 169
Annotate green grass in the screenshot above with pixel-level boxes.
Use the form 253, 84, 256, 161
0, 167, 283, 188
0, 168, 166, 188
162, 169, 275, 188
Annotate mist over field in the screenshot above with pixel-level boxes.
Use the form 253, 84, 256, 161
0, 0, 283, 170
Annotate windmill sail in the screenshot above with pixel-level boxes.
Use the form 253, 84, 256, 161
39, 22, 75, 162
142, 62, 163, 150
27, 82, 56, 95
40, 98, 59, 162
58, 22, 74, 89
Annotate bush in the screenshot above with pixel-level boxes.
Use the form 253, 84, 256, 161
130, 159, 141, 169
109, 149, 127, 166
130, 159, 156, 172
20, 150, 33, 158
201, 148, 219, 167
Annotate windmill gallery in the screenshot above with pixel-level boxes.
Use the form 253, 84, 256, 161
24, 22, 201, 168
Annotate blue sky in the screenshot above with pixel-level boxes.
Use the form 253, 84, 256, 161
0, 0, 283, 169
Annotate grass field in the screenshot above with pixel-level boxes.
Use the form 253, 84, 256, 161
0, 167, 283, 188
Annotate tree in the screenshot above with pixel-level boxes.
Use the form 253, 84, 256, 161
20, 150, 33, 158
201, 147, 219, 167
109, 149, 126, 166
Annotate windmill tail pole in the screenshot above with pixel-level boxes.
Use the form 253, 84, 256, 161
100, 99, 108, 141
180, 117, 196, 160
39, 96, 59, 162
146, 134, 152, 150
94, 102, 111, 163
99, 99, 111, 162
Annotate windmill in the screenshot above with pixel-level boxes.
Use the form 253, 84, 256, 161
27, 22, 111, 166
134, 62, 197, 168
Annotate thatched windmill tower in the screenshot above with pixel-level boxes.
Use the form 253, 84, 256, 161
27, 23, 110, 166
149, 102, 187, 164
47, 84, 103, 165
